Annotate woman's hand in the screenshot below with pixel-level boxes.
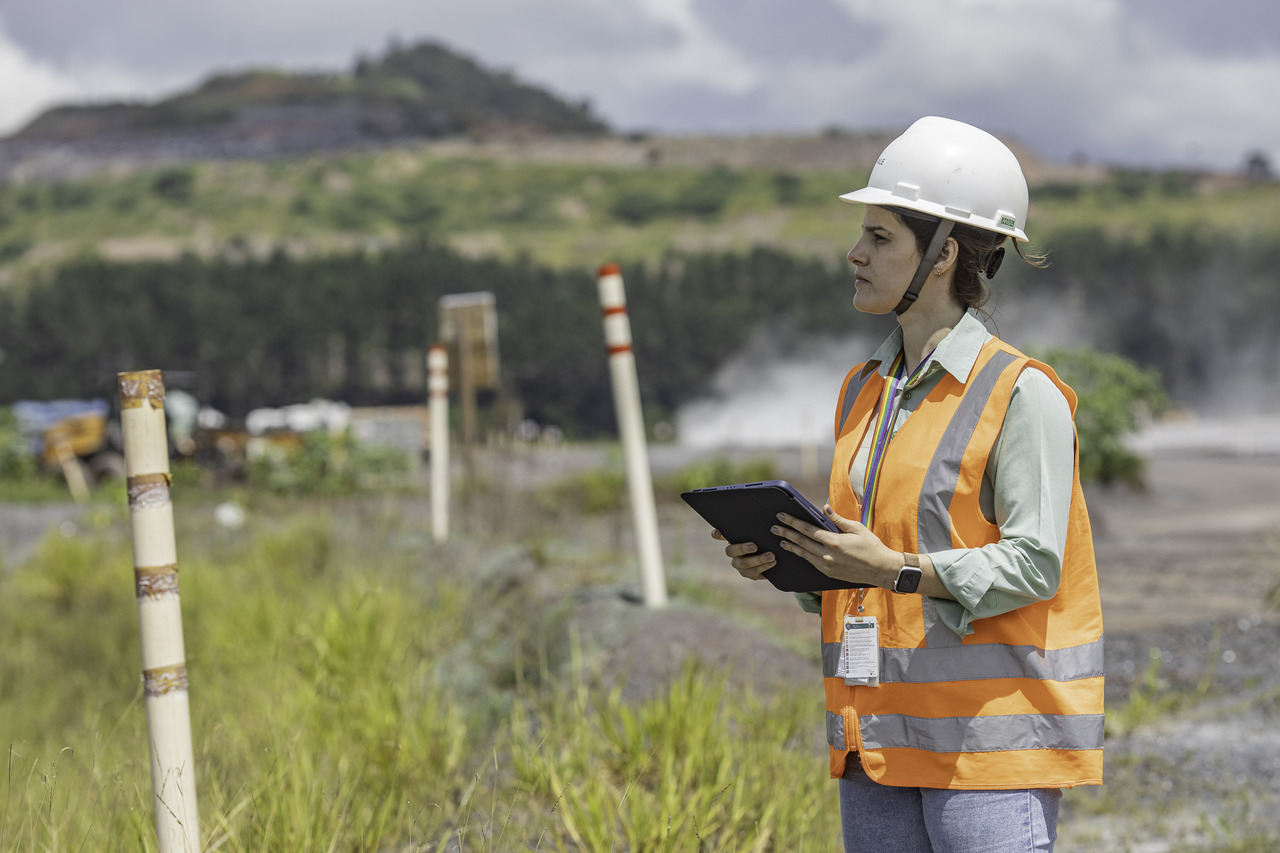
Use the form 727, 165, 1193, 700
771, 504, 900, 586
711, 529, 777, 581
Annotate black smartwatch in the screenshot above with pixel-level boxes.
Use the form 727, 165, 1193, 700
893, 552, 923, 594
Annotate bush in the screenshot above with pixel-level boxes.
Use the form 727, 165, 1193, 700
672, 166, 740, 218
1037, 348, 1169, 486
150, 167, 197, 203
669, 456, 777, 495
0, 407, 38, 481
246, 430, 410, 495
771, 170, 803, 205
609, 190, 665, 225
0, 236, 32, 264
49, 182, 96, 210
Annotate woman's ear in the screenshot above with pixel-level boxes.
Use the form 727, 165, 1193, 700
936, 236, 959, 274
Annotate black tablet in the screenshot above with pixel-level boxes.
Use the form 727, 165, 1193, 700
680, 479, 868, 592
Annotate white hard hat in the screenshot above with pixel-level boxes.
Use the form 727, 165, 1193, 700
840, 116, 1029, 242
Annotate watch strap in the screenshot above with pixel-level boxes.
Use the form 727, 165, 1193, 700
893, 553, 923, 593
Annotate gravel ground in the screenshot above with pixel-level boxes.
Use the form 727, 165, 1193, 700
0, 500, 83, 570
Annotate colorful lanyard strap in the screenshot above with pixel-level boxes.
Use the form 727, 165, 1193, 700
860, 348, 935, 529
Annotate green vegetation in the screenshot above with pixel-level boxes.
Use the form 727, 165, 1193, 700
0, 244, 871, 438
0, 489, 839, 850
0, 151, 863, 277
3, 101, 1277, 481
1034, 348, 1169, 486
0, 407, 37, 482
245, 430, 412, 495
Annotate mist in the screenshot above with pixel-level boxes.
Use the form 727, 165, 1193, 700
675, 288, 1280, 454
676, 328, 882, 450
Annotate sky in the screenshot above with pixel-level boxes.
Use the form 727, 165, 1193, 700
0, 0, 1277, 171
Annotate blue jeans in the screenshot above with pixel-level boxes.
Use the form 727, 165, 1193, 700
839, 757, 1061, 852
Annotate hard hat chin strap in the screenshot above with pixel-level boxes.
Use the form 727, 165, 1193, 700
894, 219, 955, 316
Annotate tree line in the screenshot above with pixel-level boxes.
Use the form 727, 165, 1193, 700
0, 242, 872, 436
1, 224, 1276, 436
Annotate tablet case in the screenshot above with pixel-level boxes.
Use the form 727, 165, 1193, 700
680, 480, 867, 592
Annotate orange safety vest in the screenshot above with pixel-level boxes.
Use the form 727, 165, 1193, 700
822, 337, 1104, 789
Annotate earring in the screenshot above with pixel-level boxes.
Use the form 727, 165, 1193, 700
935, 268, 944, 276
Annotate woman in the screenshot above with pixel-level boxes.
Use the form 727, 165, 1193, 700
717, 117, 1104, 851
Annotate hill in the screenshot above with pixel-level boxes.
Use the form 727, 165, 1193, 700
0, 39, 607, 175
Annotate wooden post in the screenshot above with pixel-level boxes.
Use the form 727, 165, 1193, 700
438, 292, 498, 503
118, 370, 200, 853
52, 439, 91, 504
459, 326, 477, 493
428, 344, 450, 542
598, 264, 668, 608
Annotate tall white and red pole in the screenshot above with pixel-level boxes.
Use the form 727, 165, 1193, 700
428, 344, 450, 542
598, 264, 667, 608
118, 370, 200, 853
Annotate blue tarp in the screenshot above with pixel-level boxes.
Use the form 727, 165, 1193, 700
10, 398, 110, 453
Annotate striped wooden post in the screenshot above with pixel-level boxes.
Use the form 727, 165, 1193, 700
598, 264, 668, 608
118, 370, 200, 853
428, 344, 450, 542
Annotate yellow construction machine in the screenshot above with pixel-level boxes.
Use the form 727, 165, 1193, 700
11, 399, 126, 501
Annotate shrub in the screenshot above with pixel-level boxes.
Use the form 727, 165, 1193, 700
150, 167, 196, 203
246, 430, 410, 495
669, 456, 777, 495
672, 166, 740, 218
0, 407, 39, 481
771, 170, 803, 205
609, 190, 665, 225
1037, 348, 1169, 486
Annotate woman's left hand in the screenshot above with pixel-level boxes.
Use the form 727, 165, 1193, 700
772, 504, 900, 586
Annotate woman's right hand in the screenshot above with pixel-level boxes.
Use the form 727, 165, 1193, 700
711, 529, 776, 581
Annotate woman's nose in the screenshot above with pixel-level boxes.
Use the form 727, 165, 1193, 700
847, 245, 863, 266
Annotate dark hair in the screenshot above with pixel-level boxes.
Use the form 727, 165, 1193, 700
889, 208, 1048, 312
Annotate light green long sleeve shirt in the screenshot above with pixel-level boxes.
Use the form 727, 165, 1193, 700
798, 312, 1075, 637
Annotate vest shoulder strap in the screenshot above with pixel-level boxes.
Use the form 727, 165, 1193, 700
835, 361, 880, 439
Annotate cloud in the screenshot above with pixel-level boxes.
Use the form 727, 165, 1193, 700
0, 14, 161, 134
0, 19, 75, 133
0, 0, 1275, 168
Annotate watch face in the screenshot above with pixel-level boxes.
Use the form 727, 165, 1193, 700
895, 567, 923, 594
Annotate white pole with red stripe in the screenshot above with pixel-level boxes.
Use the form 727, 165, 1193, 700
598, 263, 668, 608
428, 344, 450, 542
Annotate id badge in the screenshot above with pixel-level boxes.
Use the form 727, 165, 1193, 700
837, 615, 880, 686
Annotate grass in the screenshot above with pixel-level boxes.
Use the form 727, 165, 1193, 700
6, 447, 1280, 850
0, 478, 842, 850
5, 140, 1278, 285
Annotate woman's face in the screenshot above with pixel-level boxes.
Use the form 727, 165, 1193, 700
847, 206, 923, 315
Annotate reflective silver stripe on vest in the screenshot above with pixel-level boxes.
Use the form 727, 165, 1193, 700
921, 596, 960, 648
827, 710, 846, 750
822, 635, 1104, 683
860, 711, 1105, 753
822, 640, 842, 679
916, 349, 1018, 556
882, 635, 1105, 683
837, 366, 877, 437
917, 349, 1019, 648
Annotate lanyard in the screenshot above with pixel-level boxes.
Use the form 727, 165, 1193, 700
860, 348, 935, 529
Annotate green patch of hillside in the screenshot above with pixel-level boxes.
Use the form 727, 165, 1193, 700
1, 137, 1277, 287
0, 147, 868, 281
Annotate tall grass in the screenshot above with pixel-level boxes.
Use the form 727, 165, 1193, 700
0, 494, 840, 850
